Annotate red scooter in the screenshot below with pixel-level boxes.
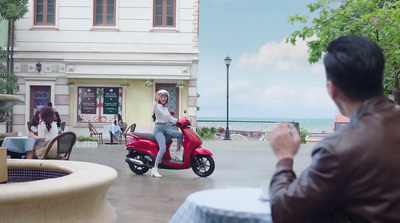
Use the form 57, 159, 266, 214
125, 117, 215, 177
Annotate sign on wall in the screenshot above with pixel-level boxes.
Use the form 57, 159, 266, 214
33, 89, 50, 114
103, 88, 120, 114
80, 87, 97, 114
77, 87, 122, 123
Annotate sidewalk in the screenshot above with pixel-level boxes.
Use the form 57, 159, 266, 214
70, 140, 314, 223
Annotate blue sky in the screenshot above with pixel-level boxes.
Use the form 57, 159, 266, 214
196, 0, 338, 119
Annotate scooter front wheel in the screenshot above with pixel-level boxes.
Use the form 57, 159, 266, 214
191, 155, 215, 177
127, 151, 149, 175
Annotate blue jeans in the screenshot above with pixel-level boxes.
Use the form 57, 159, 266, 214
153, 123, 183, 164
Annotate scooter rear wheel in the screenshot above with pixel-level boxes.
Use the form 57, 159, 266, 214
127, 151, 149, 175
191, 155, 215, 177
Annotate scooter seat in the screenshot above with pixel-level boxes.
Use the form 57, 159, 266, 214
132, 132, 173, 145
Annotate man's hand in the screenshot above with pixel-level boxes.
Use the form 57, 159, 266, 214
269, 123, 301, 160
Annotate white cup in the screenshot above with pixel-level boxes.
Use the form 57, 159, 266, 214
17, 132, 23, 137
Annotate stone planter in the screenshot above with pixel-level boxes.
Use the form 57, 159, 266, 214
75, 141, 98, 147
0, 94, 23, 122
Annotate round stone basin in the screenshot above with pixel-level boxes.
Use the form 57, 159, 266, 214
0, 159, 118, 223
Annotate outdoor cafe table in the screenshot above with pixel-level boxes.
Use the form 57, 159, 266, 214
103, 125, 121, 144
170, 188, 272, 223
1, 136, 36, 158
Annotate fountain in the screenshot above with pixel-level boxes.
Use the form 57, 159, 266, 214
0, 94, 118, 223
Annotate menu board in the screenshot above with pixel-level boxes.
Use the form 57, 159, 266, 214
33, 89, 50, 112
81, 87, 97, 114
103, 88, 119, 114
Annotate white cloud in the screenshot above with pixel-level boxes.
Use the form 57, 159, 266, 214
238, 38, 323, 74
198, 79, 338, 119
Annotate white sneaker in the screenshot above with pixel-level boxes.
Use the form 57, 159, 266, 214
172, 151, 182, 161
151, 168, 162, 178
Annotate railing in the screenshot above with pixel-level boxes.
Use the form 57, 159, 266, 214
196, 120, 300, 140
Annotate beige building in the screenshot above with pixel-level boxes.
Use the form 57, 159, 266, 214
1, 0, 200, 138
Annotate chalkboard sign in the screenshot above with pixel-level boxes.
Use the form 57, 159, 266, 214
33, 89, 50, 113
103, 88, 119, 114
81, 87, 97, 114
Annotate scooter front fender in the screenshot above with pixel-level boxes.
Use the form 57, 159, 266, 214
192, 147, 213, 157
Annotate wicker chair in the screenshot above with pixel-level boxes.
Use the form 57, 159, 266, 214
118, 122, 127, 144
42, 132, 77, 160
59, 122, 66, 134
122, 123, 136, 143
88, 122, 103, 144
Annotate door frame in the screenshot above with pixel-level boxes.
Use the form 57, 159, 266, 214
25, 81, 55, 124
29, 86, 51, 121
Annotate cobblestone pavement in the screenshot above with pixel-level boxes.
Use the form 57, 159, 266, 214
70, 140, 314, 223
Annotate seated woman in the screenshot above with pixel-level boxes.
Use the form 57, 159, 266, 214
27, 106, 59, 159
30, 110, 41, 133
112, 113, 124, 142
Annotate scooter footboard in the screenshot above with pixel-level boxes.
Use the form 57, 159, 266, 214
192, 147, 213, 157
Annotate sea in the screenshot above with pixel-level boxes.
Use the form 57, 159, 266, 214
197, 117, 335, 133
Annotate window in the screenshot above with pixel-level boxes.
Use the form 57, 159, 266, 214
153, 0, 176, 27
77, 87, 123, 123
34, 0, 56, 25
94, 0, 116, 26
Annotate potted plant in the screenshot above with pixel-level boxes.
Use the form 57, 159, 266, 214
176, 81, 187, 89
75, 136, 99, 147
66, 80, 76, 87
143, 80, 154, 89
120, 80, 131, 87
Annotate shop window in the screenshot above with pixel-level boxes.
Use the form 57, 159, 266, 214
77, 87, 122, 123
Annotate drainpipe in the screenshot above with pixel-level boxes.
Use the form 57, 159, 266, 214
6, 19, 15, 133
6, 20, 10, 74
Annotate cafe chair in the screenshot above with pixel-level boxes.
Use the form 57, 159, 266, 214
59, 122, 66, 134
118, 122, 128, 144
88, 122, 103, 144
122, 123, 136, 143
43, 132, 77, 160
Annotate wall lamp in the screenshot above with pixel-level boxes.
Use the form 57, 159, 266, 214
36, 62, 42, 73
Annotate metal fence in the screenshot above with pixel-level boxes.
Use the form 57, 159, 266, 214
196, 120, 300, 141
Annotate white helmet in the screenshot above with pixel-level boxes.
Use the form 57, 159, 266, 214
158, 89, 169, 97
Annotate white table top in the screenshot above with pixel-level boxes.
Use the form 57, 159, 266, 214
170, 188, 272, 223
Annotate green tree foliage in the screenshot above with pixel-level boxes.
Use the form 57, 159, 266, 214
299, 127, 309, 144
196, 128, 214, 139
0, 0, 28, 94
287, 0, 400, 103
0, 0, 28, 20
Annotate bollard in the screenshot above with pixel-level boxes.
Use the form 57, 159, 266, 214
0, 147, 7, 184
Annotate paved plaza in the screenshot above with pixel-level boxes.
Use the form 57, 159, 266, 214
70, 140, 314, 223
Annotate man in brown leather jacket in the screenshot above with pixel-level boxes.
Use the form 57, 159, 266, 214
269, 36, 400, 223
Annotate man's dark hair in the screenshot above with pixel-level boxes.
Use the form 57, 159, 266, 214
47, 102, 53, 107
323, 36, 385, 101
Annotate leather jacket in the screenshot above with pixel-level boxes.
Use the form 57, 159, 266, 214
269, 96, 400, 223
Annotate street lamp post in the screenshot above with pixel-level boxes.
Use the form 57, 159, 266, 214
224, 56, 232, 140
